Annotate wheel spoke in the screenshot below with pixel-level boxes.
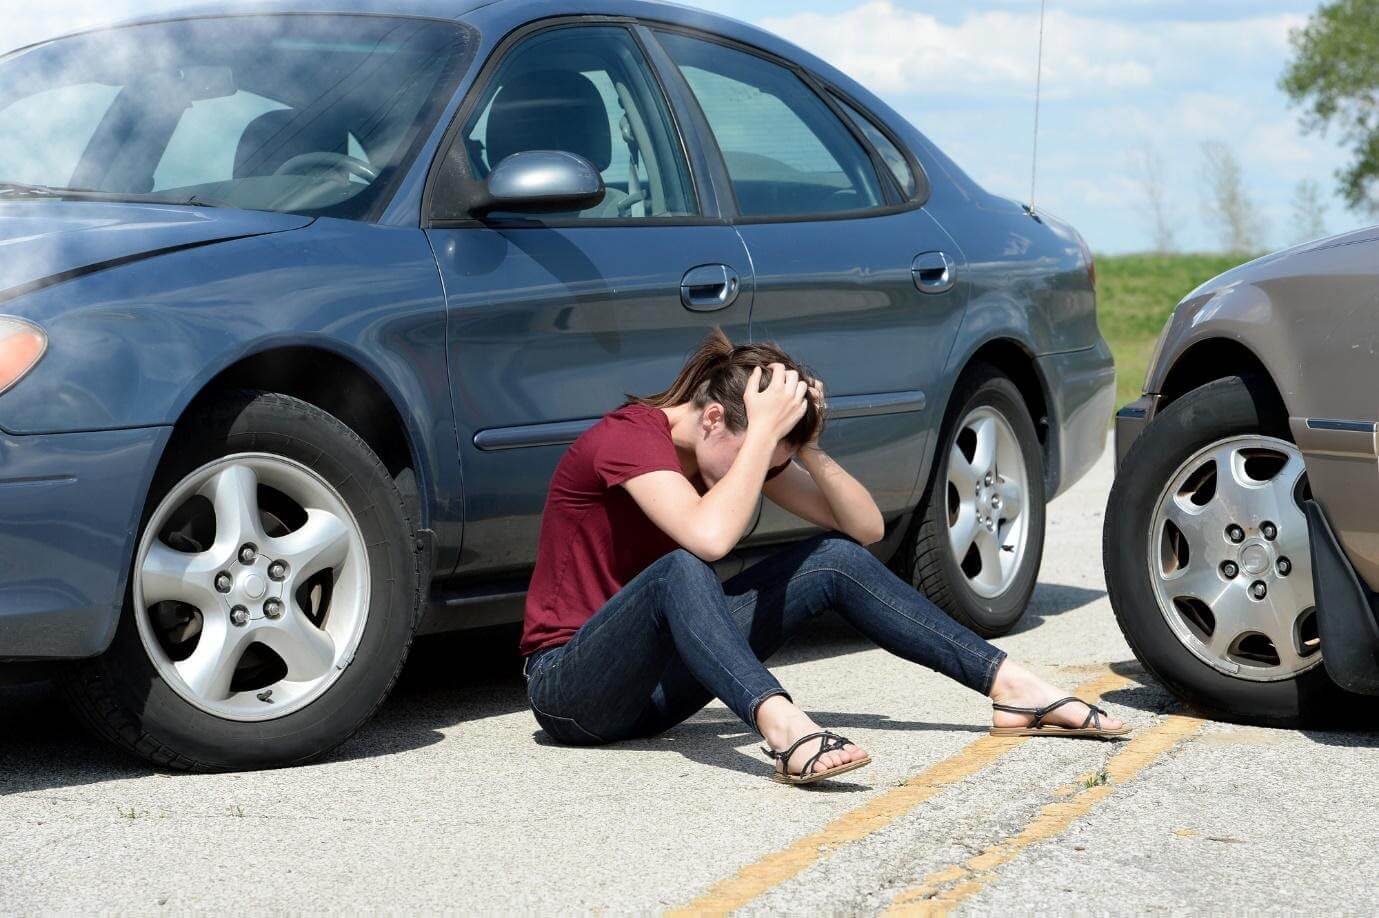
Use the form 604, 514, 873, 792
141, 543, 223, 610
259, 609, 336, 682
948, 502, 979, 557
969, 415, 997, 475
1204, 586, 1256, 658
269, 509, 352, 582
973, 528, 1003, 592
174, 612, 250, 700
202, 463, 265, 552
947, 441, 978, 492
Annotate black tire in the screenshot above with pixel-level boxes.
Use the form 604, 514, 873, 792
891, 363, 1046, 637
61, 391, 423, 771
1104, 375, 1356, 727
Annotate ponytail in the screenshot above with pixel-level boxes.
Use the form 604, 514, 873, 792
622, 326, 824, 448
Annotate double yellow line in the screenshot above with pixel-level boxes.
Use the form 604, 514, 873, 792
670, 667, 1202, 917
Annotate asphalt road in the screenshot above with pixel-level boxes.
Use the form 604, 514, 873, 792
3, 447, 1377, 915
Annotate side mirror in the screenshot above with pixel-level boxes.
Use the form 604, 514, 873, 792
470, 150, 605, 217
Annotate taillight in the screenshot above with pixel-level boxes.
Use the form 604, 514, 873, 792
0, 316, 47, 395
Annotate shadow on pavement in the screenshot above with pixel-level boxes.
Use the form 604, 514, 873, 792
0, 577, 1111, 791
1006, 582, 1107, 636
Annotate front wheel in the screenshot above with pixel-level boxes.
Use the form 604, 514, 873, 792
892, 364, 1046, 637
62, 392, 422, 770
1104, 375, 1354, 726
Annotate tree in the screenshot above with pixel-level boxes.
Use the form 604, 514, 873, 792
1200, 141, 1267, 254
1280, 0, 1379, 215
1290, 179, 1329, 244
1128, 141, 1178, 253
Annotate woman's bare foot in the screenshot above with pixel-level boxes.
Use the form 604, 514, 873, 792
754, 694, 868, 776
988, 659, 1127, 732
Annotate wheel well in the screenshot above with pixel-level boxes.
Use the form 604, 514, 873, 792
180, 347, 422, 523
1158, 339, 1288, 420
965, 339, 1050, 451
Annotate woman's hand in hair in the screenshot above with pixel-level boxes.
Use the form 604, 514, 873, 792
804, 376, 826, 448
744, 363, 810, 444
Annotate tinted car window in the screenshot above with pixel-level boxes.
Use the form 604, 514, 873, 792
462, 26, 696, 220
0, 16, 475, 220
831, 93, 916, 199
655, 31, 884, 218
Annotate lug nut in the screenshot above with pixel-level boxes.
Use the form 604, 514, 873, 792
1221, 561, 1239, 579
214, 572, 233, 593
991, 495, 1003, 510
1226, 525, 1245, 544
983, 471, 994, 487
239, 543, 258, 564
263, 598, 283, 620
1261, 521, 1277, 541
1277, 557, 1292, 576
1250, 581, 1268, 600
268, 560, 288, 581
230, 605, 250, 626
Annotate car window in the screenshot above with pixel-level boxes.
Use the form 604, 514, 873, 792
830, 93, 916, 199
0, 16, 475, 220
461, 26, 696, 220
0, 83, 119, 186
654, 31, 884, 218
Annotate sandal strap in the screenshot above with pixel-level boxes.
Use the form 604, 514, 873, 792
761, 730, 853, 777
993, 696, 1103, 729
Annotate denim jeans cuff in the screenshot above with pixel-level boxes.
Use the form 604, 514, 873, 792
747, 687, 792, 736
981, 648, 1009, 696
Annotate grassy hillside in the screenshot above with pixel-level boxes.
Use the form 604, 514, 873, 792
1095, 252, 1250, 411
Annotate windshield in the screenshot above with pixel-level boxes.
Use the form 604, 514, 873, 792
0, 15, 475, 219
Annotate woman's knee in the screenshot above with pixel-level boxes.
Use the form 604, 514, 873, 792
660, 547, 721, 585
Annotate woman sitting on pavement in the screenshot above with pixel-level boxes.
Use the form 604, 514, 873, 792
519, 328, 1129, 785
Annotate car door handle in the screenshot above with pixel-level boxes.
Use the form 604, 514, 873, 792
681, 264, 740, 311
912, 251, 956, 295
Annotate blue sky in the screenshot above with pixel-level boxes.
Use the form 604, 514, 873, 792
4, 0, 1363, 253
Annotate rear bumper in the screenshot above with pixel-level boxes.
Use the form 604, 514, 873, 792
1037, 339, 1116, 499
0, 426, 168, 660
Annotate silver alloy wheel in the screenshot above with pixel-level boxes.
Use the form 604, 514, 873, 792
945, 406, 1030, 599
132, 453, 370, 721
1148, 435, 1319, 681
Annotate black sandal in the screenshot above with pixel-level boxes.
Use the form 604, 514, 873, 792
760, 729, 872, 784
990, 696, 1131, 739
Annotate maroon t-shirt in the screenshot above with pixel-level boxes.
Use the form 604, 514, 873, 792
520, 401, 783, 656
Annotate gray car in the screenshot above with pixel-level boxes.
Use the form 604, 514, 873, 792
1110, 228, 1379, 725
0, 0, 1113, 769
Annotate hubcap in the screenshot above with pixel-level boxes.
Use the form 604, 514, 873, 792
132, 454, 370, 721
945, 406, 1030, 599
1148, 435, 1319, 681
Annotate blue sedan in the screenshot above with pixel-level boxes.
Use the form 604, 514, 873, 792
0, 0, 1114, 769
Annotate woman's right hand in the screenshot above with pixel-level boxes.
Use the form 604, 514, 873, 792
744, 363, 810, 443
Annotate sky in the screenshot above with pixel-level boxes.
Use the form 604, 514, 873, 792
1, 0, 1365, 253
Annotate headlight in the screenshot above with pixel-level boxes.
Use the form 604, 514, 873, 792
0, 316, 47, 396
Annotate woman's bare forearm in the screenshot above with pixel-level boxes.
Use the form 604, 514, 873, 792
799, 445, 886, 544
691, 429, 777, 559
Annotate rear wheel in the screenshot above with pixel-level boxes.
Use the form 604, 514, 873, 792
1105, 376, 1354, 726
892, 364, 1046, 637
62, 391, 422, 770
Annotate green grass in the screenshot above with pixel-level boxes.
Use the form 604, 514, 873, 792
1095, 253, 1251, 410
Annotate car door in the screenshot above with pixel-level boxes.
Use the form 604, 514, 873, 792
651, 30, 968, 541
424, 22, 753, 577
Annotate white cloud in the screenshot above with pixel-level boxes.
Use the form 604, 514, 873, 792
759, 2, 1303, 101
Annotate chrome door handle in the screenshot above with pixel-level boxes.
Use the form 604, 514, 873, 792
681, 264, 740, 311
912, 251, 956, 294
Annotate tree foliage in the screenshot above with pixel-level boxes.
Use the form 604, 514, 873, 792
1281, 0, 1379, 215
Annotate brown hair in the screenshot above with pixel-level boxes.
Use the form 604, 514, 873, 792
622, 327, 824, 448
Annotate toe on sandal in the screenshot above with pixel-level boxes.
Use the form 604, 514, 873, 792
989, 696, 1132, 739
760, 729, 872, 785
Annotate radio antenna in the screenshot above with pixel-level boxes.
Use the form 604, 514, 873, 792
1028, 0, 1047, 217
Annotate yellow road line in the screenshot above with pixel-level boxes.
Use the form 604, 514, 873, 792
884, 711, 1207, 917
667, 668, 1133, 917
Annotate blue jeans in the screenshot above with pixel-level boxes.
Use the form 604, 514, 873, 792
522, 530, 1008, 746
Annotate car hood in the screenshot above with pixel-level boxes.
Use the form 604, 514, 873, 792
0, 201, 313, 303
1183, 223, 1379, 303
